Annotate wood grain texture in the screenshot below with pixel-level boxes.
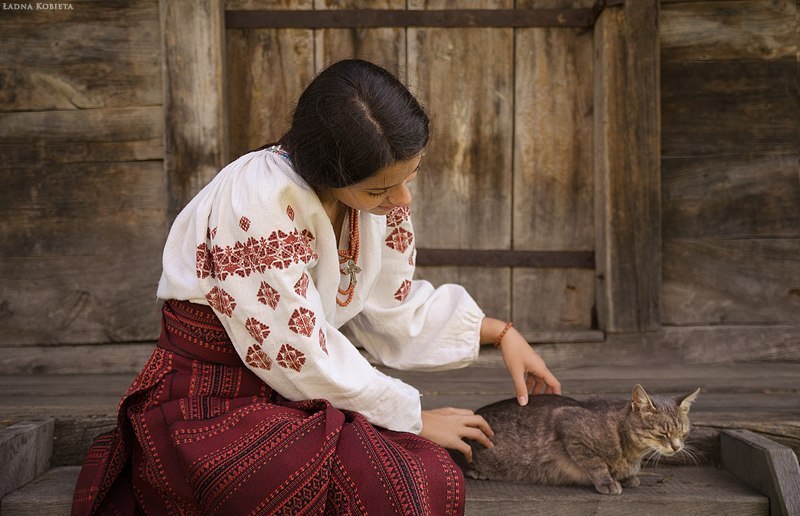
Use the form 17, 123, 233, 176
0, 162, 167, 345
0, 0, 162, 112
511, 269, 595, 332
415, 266, 510, 322
662, 239, 800, 325
661, 0, 796, 62
662, 152, 800, 240
513, 27, 594, 251
161, 0, 228, 218
226, 0, 311, 7
225, 26, 314, 160
661, 57, 798, 157
0, 106, 163, 166
407, 0, 514, 250
721, 429, 800, 516
593, 1, 661, 332
314, 0, 406, 81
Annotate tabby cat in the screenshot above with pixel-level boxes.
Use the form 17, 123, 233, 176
465, 384, 701, 495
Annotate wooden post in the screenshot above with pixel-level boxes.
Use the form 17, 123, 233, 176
160, 0, 228, 219
593, 0, 661, 333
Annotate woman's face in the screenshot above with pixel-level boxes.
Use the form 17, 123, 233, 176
330, 154, 422, 216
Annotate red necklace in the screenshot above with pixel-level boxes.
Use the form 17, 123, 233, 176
337, 207, 360, 307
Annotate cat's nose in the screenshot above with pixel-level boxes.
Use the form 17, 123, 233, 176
670, 439, 682, 452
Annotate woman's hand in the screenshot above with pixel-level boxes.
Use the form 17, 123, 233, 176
481, 317, 562, 406
419, 408, 494, 462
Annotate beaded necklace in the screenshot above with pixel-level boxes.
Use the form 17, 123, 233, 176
337, 207, 361, 307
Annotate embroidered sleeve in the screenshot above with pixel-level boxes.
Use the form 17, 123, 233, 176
345, 207, 485, 371
191, 161, 422, 433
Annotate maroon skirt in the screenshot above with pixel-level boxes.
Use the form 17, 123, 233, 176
72, 300, 465, 515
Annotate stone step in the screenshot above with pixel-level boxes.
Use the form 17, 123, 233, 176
0, 466, 768, 515
0, 420, 53, 500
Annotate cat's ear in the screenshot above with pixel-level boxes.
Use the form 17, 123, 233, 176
631, 384, 656, 412
678, 388, 701, 413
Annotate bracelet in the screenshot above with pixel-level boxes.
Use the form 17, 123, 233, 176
494, 321, 513, 348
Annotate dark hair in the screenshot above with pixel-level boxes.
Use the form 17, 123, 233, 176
278, 59, 429, 190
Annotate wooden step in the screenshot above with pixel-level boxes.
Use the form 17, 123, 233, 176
0, 420, 53, 499
0, 466, 78, 516
0, 466, 768, 515
0, 363, 797, 468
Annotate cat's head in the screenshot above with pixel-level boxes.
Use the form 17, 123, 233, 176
626, 384, 701, 457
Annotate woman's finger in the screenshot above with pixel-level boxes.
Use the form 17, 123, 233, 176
511, 370, 529, 406
462, 426, 493, 450
456, 440, 473, 463
463, 415, 494, 439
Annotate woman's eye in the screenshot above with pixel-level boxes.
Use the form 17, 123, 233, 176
367, 191, 386, 198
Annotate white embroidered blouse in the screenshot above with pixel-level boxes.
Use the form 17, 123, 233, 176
157, 148, 485, 433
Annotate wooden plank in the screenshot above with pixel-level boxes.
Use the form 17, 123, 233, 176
0, 0, 162, 112
0, 106, 163, 167
407, 0, 514, 250
0, 420, 53, 499
415, 249, 594, 268
0, 344, 154, 375
593, 1, 661, 332
721, 429, 800, 516
0, 466, 80, 515
415, 266, 510, 323
463, 467, 768, 515
513, 25, 594, 251
661, 58, 798, 157
661, 0, 797, 62
662, 152, 800, 240
226, 8, 599, 28
407, 0, 514, 324
313, 0, 405, 82
542, 325, 800, 368
511, 269, 595, 332
161, 0, 228, 218
511, 22, 596, 335
662, 239, 800, 325
225, 0, 313, 160
0, 162, 167, 345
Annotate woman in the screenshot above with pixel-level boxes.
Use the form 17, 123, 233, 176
72, 59, 560, 515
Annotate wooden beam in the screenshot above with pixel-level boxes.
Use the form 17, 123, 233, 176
416, 249, 594, 268
593, 0, 661, 333
161, 0, 228, 219
225, 8, 600, 29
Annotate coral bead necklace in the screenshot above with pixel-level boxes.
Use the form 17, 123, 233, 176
337, 207, 361, 307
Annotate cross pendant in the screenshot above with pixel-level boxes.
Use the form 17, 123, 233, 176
342, 259, 361, 286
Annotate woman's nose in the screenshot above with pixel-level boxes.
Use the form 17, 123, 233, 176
388, 184, 412, 207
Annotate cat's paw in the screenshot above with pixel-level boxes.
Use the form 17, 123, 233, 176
622, 476, 640, 488
594, 479, 622, 495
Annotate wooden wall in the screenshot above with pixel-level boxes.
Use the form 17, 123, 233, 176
0, 1, 167, 346
225, 0, 600, 340
0, 0, 796, 368
660, 0, 800, 326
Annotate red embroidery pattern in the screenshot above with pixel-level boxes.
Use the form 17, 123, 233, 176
239, 216, 251, 232
206, 287, 236, 317
276, 344, 305, 372
387, 206, 411, 228
294, 273, 309, 298
394, 280, 412, 302
208, 229, 317, 280
386, 227, 414, 253
196, 243, 214, 279
257, 281, 280, 310
286, 205, 295, 221
408, 246, 416, 267
245, 343, 272, 370
288, 307, 316, 337
245, 317, 270, 344
319, 329, 328, 355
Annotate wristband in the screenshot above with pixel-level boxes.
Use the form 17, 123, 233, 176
494, 321, 513, 348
